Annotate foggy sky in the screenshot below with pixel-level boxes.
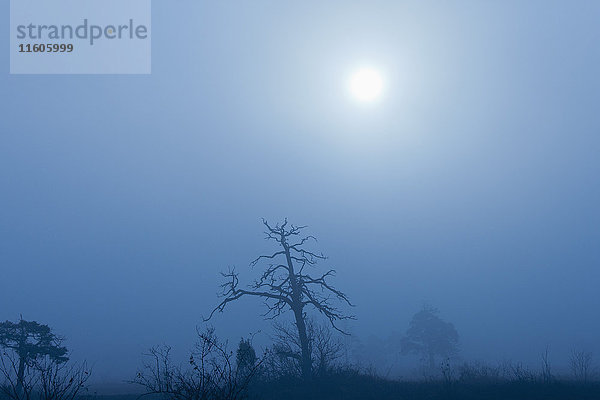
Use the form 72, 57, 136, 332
1, 0, 599, 384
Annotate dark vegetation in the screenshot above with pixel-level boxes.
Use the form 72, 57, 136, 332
251, 375, 600, 400
2, 220, 599, 400
205, 219, 354, 380
0, 319, 91, 400
125, 321, 600, 400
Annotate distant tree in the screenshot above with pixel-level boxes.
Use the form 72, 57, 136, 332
0, 318, 90, 400
540, 346, 554, 383
0, 318, 68, 396
206, 219, 354, 379
236, 338, 257, 377
400, 306, 459, 371
570, 350, 593, 383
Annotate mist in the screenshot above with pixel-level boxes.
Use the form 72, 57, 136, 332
1, 0, 599, 398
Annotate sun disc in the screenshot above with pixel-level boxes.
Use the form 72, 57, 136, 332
349, 68, 384, 102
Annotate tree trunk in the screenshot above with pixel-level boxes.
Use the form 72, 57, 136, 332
293, 306, 311, 380
283, 235, 312, 380
16, 356, 25, 396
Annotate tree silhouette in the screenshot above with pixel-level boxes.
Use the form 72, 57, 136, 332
206, 219, 354, 379
400, 306, 459, 371
271, 319, 344, 377
236, 338, 257, 377
132, 328, 260, 400
0, 318, 68, 396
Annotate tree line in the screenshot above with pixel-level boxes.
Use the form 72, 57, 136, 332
1, 219, 597, 400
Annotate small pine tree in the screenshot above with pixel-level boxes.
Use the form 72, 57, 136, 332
401, 306, 459, 371
0, 318, 69, 394
236, 338, 257, 376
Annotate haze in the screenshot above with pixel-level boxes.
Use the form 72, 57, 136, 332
1, 0, 599, 387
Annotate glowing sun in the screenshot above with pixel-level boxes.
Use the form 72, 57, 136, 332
348, 67, 384, 102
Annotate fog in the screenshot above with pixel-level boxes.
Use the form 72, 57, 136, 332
1, 0, 599, 388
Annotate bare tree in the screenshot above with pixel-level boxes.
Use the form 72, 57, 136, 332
269, 319, 343, 378
265, 324, 302, 378
540, 346, 554, 383
311, 322, 344, 377
36, 359, 90, 400
0, 351, 37, 400
132, 328, 261, 400
570, 350, 593, 383
206, 219, 354, 379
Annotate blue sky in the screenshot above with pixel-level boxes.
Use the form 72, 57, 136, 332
1, 1, 599, 382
